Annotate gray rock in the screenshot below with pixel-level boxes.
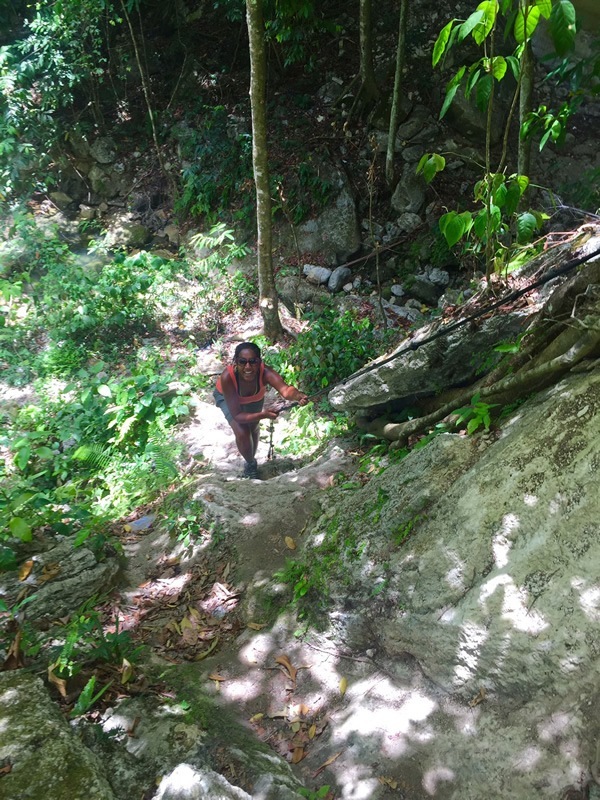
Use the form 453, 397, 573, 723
0, 671, 115, 800
90, 137, 117, 164
155, 764, 251, 799
427, 267, 450, 286
104, 218, 152, 249
406, 273, 444, 306
328, 265, 351, 292
303, 264, 332, 285
49, 191, 75, 210
391, 164, 426, 214
1, 538, 119, 619
390, 284, 405, 298
396, 212, 422, 233
329, 307, 534, 413
296, 173, 360, 263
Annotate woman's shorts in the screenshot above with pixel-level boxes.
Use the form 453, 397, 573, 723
213, 389, 264, 425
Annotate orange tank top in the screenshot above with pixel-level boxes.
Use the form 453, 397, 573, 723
215, 364, 266, 404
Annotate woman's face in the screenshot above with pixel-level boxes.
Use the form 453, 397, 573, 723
236, 348, 260, 380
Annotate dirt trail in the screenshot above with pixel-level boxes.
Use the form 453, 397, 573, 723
113, 392, 436, 799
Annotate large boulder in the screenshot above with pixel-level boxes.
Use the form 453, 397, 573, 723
309, 368, 600, 798
0, 670, 115, 800
329, 308, 534, 414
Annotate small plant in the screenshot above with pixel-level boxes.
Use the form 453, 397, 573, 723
70, 675, 113, 718
454, 393, 498, 434
298, 786, 332, 800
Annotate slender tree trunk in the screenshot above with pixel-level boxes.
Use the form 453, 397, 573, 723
518, 40, 534, 180
359, 0, 379, 106
246, 0, 283, 339
385, 0, 409, 187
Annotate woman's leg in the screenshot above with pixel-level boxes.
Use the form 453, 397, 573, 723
229, 419, 255, 464
251, 423, 260, 458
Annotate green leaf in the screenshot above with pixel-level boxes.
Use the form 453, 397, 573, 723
475, 73, 493, 112
9, 517, 33, 541
457, 10, 485, 43
15, 446, 30, 472
516, 211, 537, 243
534, 0, 552, 19
440, 211, 469, 248
514, 5, 540, 43
491, 55, 507, 80
97, 384, 112, 398
35, 447, 55, 460
472, 0, 498, 45
433, 20, 454, 66
439, 66, 466, 119
493, 181, 508, 207
417, 153, 446, 183
506, 55, 520, 80
504, 182, 522, 215
549, 0, 576, 55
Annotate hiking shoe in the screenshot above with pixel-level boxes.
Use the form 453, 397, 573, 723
243, 459, 259, 479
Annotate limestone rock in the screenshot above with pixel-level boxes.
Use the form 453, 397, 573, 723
303, 264, 332, 285
296, 174, 360, 263
328, 265, 351, 292
90, 137, 117, 164
391, 163, 426, 214
0, 671, 115, 800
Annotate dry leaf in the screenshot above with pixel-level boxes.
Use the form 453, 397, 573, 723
127, 717, 140, 737
284, 536, 296, 550
222, 562, 231, 581
247, 622, 266, 630
195, 636, 219, 661
18, 560, 34, 581
339, 676, 348, 697
290, 721, 301, 733
313, 751, 343, 778
47, 663, 67, 698
3, 630, 24, 671
208, 673, 226, 681
291, 746, 305, 764
121, 658, 135, 684
469, 687, 486, 707
308, 723, 317, 740
249, 713, 264, 723
275, 655, 297, 683
0, 763, 12, 776
378, 776, 399, 789
39, 563, 60, 585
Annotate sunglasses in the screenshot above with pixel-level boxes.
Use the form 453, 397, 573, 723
237, 358, 260, 366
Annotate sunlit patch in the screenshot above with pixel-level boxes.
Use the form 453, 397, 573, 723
523, 493, 538, 506
513, 744, 543, 772
502, 581, 547, 634
578, 585, 600, 621
444, 549, 466, 590
332, 679, 436, 759
422, 765, 455, 794
240, 512, 261, 525
538, 712, 574, 742
453, 621, 488, 686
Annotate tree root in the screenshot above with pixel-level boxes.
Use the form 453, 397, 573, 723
360, 323, 600, 446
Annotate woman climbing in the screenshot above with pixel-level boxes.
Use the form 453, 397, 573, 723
213, 342, 308, 478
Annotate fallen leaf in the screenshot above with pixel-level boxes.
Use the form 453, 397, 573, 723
18, 560, 34, 581
121, 658, 135, 684
275, 654, 297, 684
313, 750, 343, 778
126, 717, 140, 737
222, 562, 231, 581
207, 673, 226, 681
469, 687, 486, 707
291, 746, 305, 764
39, 563, 60, 585
378, 776, 399, 789
308, 723, 317, 739
290, 721, 301, 733
339, 676, 348, 698
47, 663, 68, 698
284, 536, 296, 550
3, 630, 24, 671
247, 622, 267, 631
249, 713, 264, 723
0, 763, 12, 776
195, 636, 219, 661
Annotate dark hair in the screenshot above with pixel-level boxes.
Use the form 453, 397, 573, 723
234, 341, 261, 360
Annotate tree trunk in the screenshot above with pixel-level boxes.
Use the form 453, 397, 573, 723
385, 0, 409, 187
518, 40, 534, 181
359, 0, 379, 107
246, 0, 283, 339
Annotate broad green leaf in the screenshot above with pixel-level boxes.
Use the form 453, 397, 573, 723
473, 208, 489, 238
457, 10, 484, 43
440, 67, 466, 119
515, 174, 530, 195
473, 0, 498, 45
504, 182, 522, 215
493, 181, 508, 207
9, 517, 32, 541
475, 73, 493, 112
440, 211, 467, 248
466, 65, 482, 99
491, 55, 507, 80
97, 384, 112, 397
549, 0, 576, 55
517, 211, 537, 243
15, 445, 30, 472
534, 0, 552, 19
417, 153, 446, 183
35, 446, 55, 460
506, 55, 520, 80
514, 5, 540, 43
433, 20, 454, 66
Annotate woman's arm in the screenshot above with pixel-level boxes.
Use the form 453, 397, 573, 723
221, 370, 277, 423
264, 366, 309, 405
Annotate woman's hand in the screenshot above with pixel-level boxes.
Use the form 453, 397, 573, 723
262, 409, 278, 420
297, 392, 309, 406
